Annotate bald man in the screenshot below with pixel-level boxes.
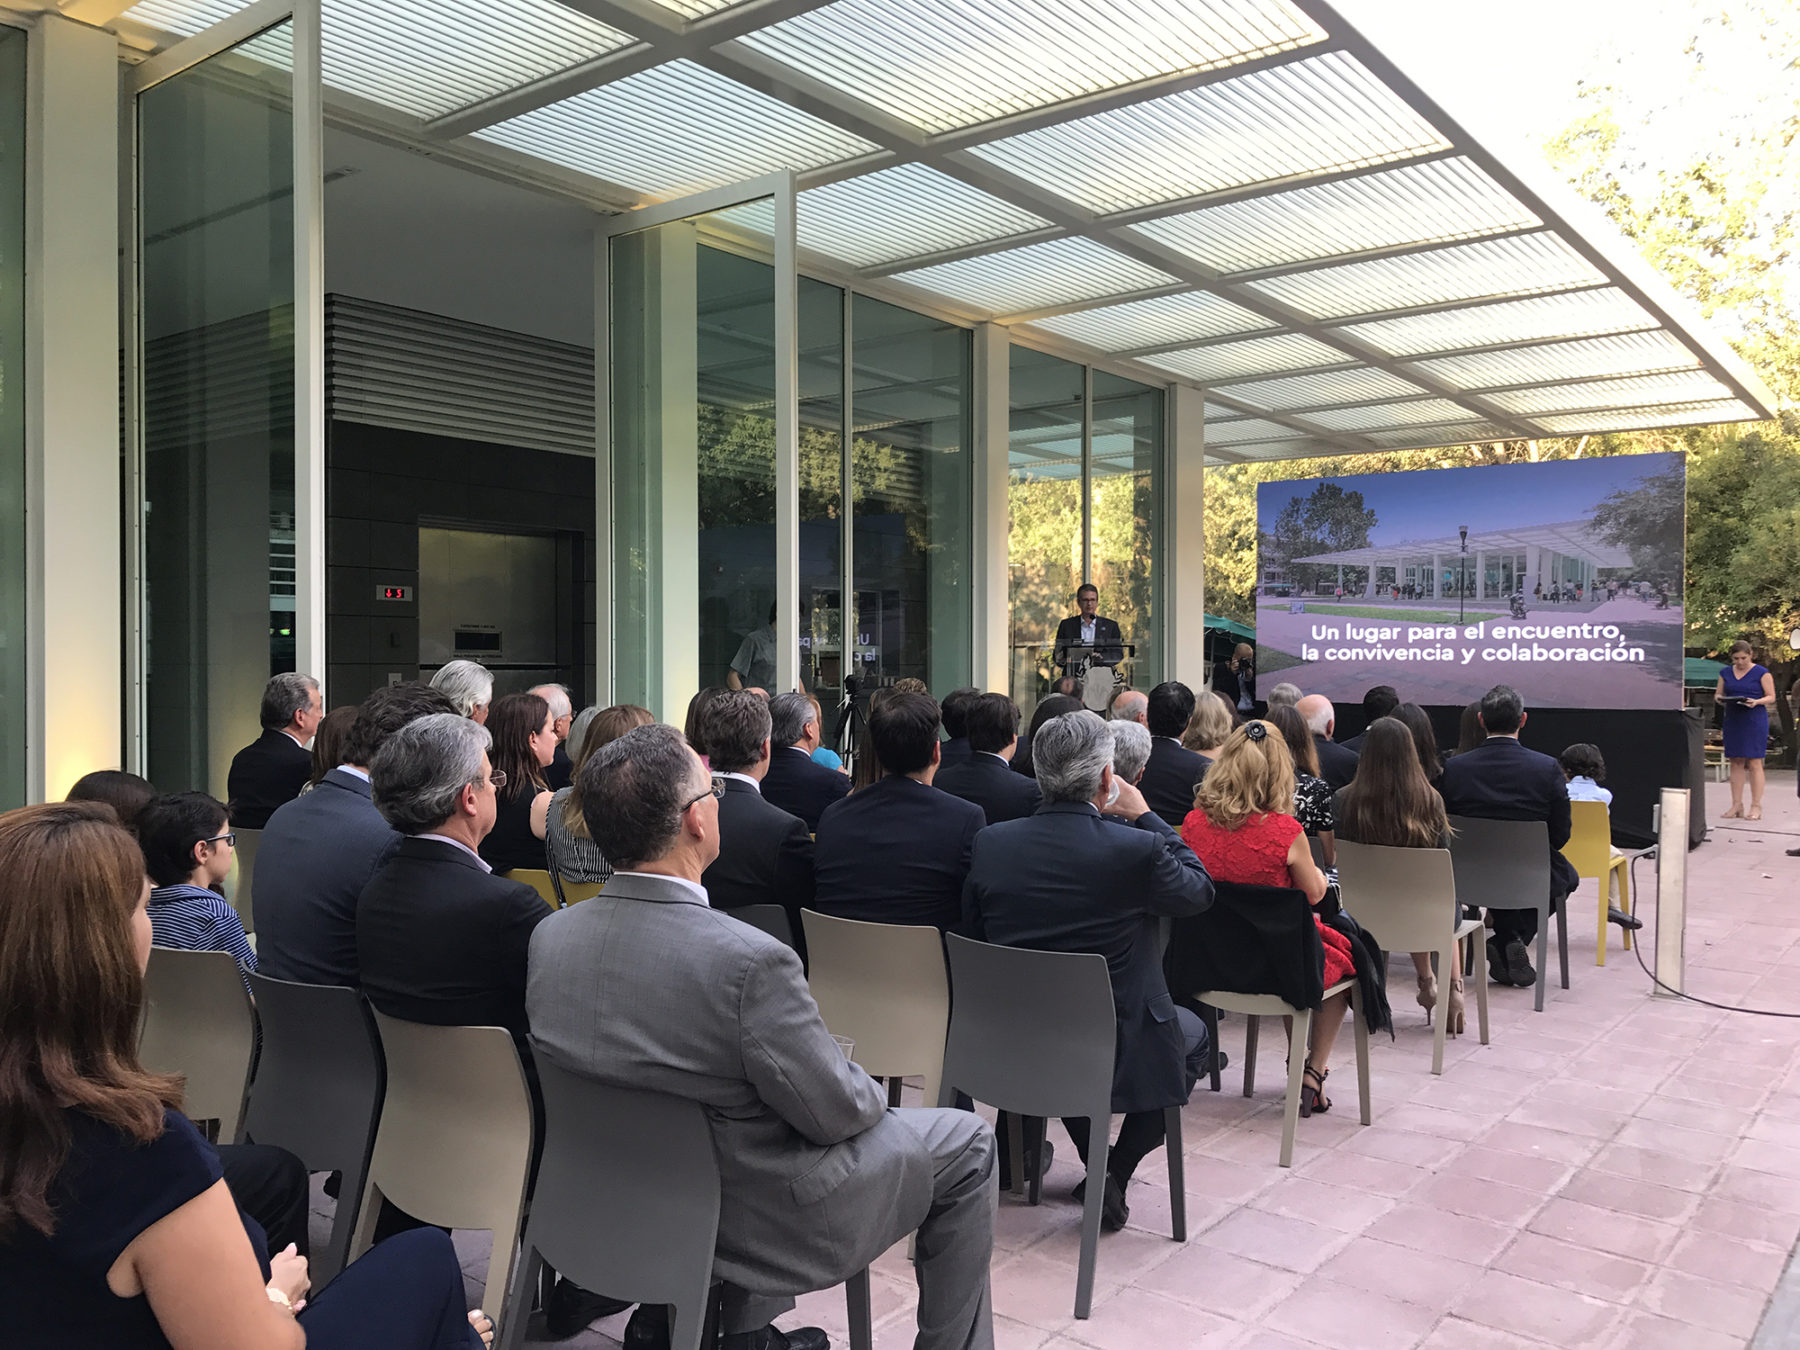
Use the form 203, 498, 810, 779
1297, 694, 1359, 791
1111, 689, 1149, 726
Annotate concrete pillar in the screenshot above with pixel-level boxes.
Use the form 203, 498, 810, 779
1524, 545, 1541, 599
1476, 550, 1486, 600
1168, 383, 1205, 687
973, 322, 1009, 693
26, 16, 121, 801
1432, 554, 1442, 599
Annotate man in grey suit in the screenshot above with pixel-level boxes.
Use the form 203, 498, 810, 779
527, 723, 997, 1350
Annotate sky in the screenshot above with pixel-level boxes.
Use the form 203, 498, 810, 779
1257, 452, 1682, 546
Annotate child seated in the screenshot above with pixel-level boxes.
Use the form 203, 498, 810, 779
1560, 743, 1612, 806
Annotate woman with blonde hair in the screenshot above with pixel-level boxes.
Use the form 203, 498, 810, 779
1179, 722, 1355, 1117
1180, 689, 1236, 762
545, 704, 656, 903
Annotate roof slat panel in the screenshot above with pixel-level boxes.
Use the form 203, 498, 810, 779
968, 52, 1449, 213
477, 60, 880, 197
1412, 330, 1701, 389
1307, 398, 1476, 431
1204, 416, 1307, 445
1142, 332, 1350, 381
1486, 370, 1739, 416
738, 0, 1326, 136
1337, 288, 1660, 356
1536, 401, 1762, 435
1216, 366, 1427, 409
1247, 232, 1606, 320
891, 236, 1177, 314
1132, 157, 1539, 274
1028, 290, 1273, 350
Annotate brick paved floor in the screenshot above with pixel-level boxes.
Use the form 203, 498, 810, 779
319, 772, 1800, 1349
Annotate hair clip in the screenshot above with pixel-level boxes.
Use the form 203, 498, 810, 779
1244, 721, 1268, 743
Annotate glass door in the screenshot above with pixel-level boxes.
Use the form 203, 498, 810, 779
127, 0, 321, 797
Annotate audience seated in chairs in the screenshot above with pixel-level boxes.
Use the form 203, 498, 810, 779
527, 722, 997, 1350
1339, 685, 1399, 753
530, 683, 576, 790
476, 692, 558, 876
683, 686, 729, 768
0, 802, 496, 1350
1439, 685, 1599, 989
1266, 705, 1336, 867
695, 690, 815, 934
964, 709, 1214, 1232
761, 692, 851, 830
1391, 701, 1446, 784
1333, 718, 1465, 1033
226, 672, 322, 829
137, 792, 256, 981
254, 682, 457, 988
1264, 682, 1302, 712
1452, 699, 1487, 757
815, 691, 984, 933
1135, 682, 1205, 829
429, 658, 494, 724
1561, 743, 1613, 804
545, 704, 655, 904
67, 768, 156, 837
1110, 688, 1149, 726
1108, 718, 1152, 788
938, 686, 980, 769
936, 692, 1042, 826
1296, 694, 1359, 792
307, 706, 359, 789
1180, 721, 1348, 1118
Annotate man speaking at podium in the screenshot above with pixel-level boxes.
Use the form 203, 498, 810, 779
1053, 583, 1125, 674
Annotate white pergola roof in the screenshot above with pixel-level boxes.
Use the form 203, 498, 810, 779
1296, 520, 1633, 569
118, 0, 1777, 463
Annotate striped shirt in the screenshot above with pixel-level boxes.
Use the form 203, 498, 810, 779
147, 884, 258, 978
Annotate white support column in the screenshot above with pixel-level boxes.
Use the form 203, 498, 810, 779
293, 0, 325, 694
772, 177, 799, 694
972, 322, 1010, 693
25, 15, 120, 801
1524, 545, 1542, 599
1432, 554, 1442, 599
1476, 550, 1486, 600
1167, 383, 1206, 686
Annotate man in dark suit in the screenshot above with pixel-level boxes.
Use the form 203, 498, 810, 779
964, 709, 1214, 1231
815, 692, 984, 932
254, 682, 457, 987
1298, 694, 1360, 791
357, 713, 548, 1042
1340, 685, 1399, 754
937, 686, 979, 769
1439, 684, 1583, 989
1139, 681, 1208, 828
531, 683, 575, 790
761, 691, 850, 831
697, 690, 815, 939
226, 672, 322, 828
936, 693, 1041, 826
1052, 582, 1125, 674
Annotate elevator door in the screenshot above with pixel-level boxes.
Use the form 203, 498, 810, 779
418, 525, 562, 696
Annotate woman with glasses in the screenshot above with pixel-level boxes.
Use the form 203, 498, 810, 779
136, 792, 256, 983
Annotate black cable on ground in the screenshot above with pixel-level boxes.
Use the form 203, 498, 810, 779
1627, 848, 1800, 1018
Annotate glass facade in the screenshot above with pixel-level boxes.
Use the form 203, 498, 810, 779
799, 277, 845, 700
0, 25, 22, 810
1008, 348, 1164, 713
138, 21, 296, 799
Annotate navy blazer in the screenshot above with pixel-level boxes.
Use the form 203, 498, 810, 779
760, 744, 850, 832
1053, 614, 1125, 669
963, 802, 1214, 1113
1139, 737, 1207, 830
702, 777, 815, 931
357, 836, 548, 1041
253, 769, 400, 987
1439, 736, 1580, 898
1314, 735, 1360, 792
938, 736, 972, 769
936, 752, 1042, 826
226, 728, 313, 829
814, 776, 985, 932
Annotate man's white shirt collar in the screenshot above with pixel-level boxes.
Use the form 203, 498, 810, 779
337, 764, 371, 782
415, 832, 492, 872
719, 771, 761, 792
612, 871, 710, 905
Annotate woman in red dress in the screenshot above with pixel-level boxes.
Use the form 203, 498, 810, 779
1180, 720, 1353, 1116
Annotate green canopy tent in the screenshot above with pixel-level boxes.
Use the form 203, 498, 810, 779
1204, 614, 1255, 667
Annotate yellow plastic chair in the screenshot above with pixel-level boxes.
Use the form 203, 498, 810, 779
1562, 800, 1630, 966
508, 868, 604, 909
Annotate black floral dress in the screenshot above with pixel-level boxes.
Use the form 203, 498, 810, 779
1293, 772, 1336, 837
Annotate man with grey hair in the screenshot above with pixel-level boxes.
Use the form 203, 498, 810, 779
1265, 682, 1303, 712
1110, 687, 1149, 726
226, 670, 322, 828
529, 724, 997, 1350
761, 689, 849, 830
1109, 718, 1153, 786
357, 713, 547, 1042
964, 710, 1214, 1233
530, 682, 576, 789
429, 657, 494, 724
1297, 693, 1359, 791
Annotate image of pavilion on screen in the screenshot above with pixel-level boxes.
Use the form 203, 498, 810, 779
1253, 453, 1686, 711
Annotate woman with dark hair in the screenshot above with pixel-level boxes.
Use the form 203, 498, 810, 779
683, 687, 727, 765
546, 704, 655, 902
1452, 699, 1487, 757
1333, 719, 1461, 1031
1717, 639, 1776, 820
1390, 702, 1444, 783
307, 706, 359, 788
67, 770, 156, 837
136, 793, 256, 978
1267, 704, 1334, 865
0, 801, 496, 1349
477, 692, 557, 874
1011, 693, 1083, 780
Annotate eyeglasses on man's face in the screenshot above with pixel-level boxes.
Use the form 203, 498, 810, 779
476, 769, 507, 791
681, 779, 726, 813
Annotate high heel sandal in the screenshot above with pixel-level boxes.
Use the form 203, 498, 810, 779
1446, 979, 1466, 1036
1749, 805, 1763, 821
1416, 972, 1438, 1018
1300, 1065, 1331, 1117
1722, 805, 1743, 819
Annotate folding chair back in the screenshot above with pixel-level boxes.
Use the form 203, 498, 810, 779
803, 911, 948, 1107
139, 947, 255, 1143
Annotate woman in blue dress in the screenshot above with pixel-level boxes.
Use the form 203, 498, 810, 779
1716, 639, 1777, 820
